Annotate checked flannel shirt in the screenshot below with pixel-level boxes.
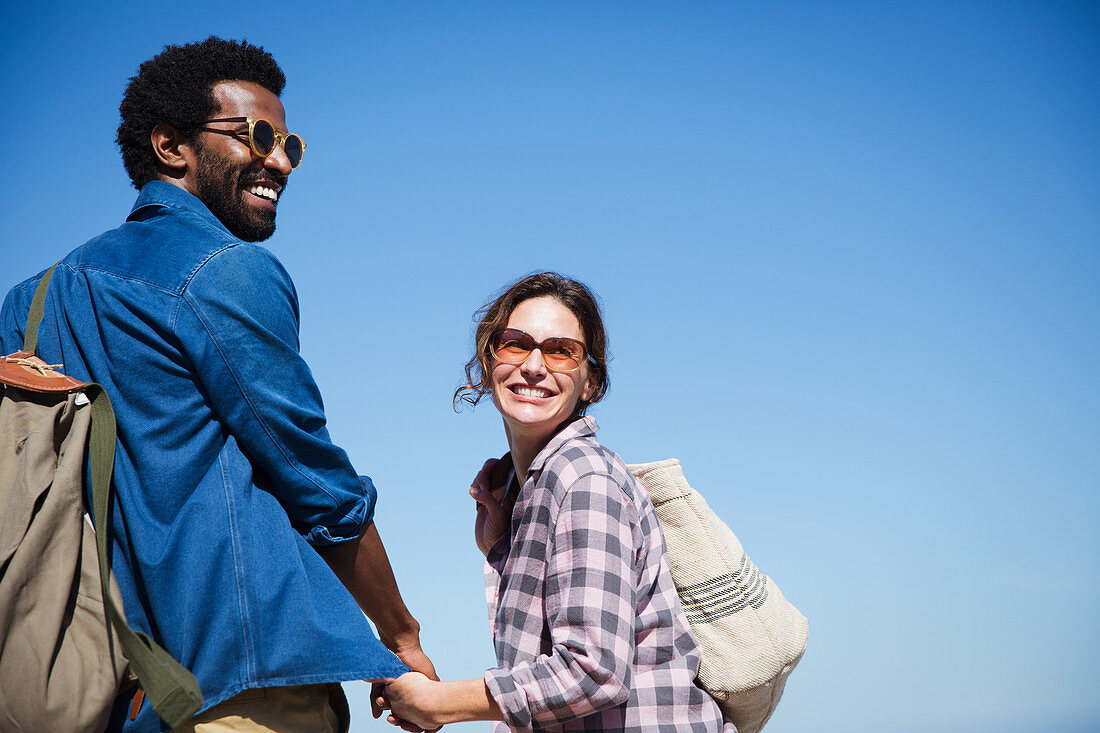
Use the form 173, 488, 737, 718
483, 417, 734, 732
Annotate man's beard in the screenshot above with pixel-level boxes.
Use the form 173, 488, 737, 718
193, 147, 285, 242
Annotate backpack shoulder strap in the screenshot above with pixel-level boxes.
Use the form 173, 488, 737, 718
23, 265, 56, 354
86, 385, 203, 727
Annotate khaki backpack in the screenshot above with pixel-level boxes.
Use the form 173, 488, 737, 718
0, 266, 203, 731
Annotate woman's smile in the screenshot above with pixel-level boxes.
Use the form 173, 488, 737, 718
491, 296, 596, 454
509, 384, 554, 399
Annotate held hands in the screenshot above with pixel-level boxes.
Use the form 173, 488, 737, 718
374, 674, 503, 729
471, 456, 513, 557
374, 672, 443, 731
371, 639, 440, 731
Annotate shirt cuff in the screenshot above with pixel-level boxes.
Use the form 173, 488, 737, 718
484, 668, 534, 733
303, 475, 377, 547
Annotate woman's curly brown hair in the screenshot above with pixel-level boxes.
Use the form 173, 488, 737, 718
454, 272, 610, 416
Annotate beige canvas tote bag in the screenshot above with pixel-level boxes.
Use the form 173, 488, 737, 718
628, 458, 808, 733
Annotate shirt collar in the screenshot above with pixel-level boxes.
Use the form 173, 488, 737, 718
525, 415, 599, 477
127, 181, 230, 236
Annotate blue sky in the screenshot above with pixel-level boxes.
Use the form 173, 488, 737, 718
2, 3, 1098, 732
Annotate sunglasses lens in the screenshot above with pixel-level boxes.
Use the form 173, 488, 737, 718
284, 134, 304, 168
493, 330, 533, 363
541, 339, 584, 370
251, 119, 276, 156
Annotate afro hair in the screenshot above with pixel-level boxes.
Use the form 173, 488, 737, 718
117, 36, 286, 189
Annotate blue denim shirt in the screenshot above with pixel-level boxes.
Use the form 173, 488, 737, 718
0, 182, 408, 731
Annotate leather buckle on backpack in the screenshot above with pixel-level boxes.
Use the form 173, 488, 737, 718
0, 350, 85, 393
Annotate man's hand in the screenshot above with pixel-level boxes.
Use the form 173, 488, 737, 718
471, 457, 513, 557
371, 636, 438, 724
393, 644, 437, 682
375, 672, 443, 731
373, 674, 504, 728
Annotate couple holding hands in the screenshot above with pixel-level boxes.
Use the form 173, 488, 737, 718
0, 36, 731, 733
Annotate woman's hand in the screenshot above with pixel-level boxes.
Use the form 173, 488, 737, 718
377, 672, 444, 730
371, 632, 438, 725
375, 674, 506, 728
471, 457, 513, 557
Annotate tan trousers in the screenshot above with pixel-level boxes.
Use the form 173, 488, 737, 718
171, 683, 350, 733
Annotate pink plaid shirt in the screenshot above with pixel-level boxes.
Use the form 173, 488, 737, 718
483, 417, 733, 732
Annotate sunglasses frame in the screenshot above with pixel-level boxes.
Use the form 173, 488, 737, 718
201, 117, 306, 168
489, 327, 594, 374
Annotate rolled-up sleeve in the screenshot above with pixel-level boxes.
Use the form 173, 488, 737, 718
173, 243, 373, 546
485, 472, 636, 730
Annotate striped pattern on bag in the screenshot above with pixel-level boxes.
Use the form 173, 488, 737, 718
628, 458, 808, 733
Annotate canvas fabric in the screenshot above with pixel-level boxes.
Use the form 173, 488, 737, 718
627, 458, 809, 733
0, 388, 131, 732
0, 265, 202, 731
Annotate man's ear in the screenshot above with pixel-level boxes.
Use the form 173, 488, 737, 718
151, 124, 193, 180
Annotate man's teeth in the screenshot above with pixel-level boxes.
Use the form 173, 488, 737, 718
249, 185, 278, 202
515, 386, 550, 398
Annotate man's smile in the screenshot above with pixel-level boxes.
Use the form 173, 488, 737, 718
246, 183, 280, 203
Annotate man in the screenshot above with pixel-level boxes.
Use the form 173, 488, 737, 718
0, 37, 433, 732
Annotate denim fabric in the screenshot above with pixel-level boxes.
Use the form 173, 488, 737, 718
0, 182, 408, 732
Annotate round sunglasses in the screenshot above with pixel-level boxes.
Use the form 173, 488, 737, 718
201, 117, 306, 169
489, 328, 593, 373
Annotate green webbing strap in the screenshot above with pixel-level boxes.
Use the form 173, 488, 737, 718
87, 385, 203, 727
22, 265, 56, 353
24, 262, 203, 726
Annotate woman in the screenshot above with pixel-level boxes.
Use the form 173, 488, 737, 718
380, 273, 732, 732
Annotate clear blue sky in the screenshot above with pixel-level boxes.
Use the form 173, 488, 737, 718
2, 3, 1098, 732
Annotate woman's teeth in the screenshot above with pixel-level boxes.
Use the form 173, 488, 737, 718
513, 386, 550, 398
